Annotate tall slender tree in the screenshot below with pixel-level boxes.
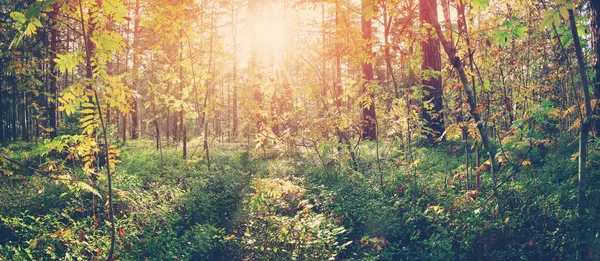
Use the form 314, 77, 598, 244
419, 0, 443, 139
360, 0, 377, 140
131, 0, 141, 140
48, 2, 59, 138
563, 4, 595, 260
230, 1, 239, 139
591, 0, 600, 137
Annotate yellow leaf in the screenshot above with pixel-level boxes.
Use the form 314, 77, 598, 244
522, 159, 532, 167
571, 152, 579, 162
80, 109, 95, 115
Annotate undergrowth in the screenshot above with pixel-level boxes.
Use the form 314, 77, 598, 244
1, 137, 599, 260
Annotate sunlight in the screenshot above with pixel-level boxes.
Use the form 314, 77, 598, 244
246, 3, 287, 55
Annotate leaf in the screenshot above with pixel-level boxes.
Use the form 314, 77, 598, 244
521, 159, 532, 167
75, 181, 102, 198
469, 0, 489, 10
558, 6, 569, 20
80, 109, 95, 115
10, 12, 26, 24
541, 10, 557, 29
82, 102, 95, 108
55, 53, 82, 74
511, 24, 528, 38
24, 22, 38, 36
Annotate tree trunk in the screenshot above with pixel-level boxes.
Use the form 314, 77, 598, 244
383, 1, 399, 99
334, 2, 343, 108
568, 7, 593, 261
425, 2, 497, 191
179, 29, 186, 159
360, 0, 377, 140
12, 80, 17, 141
591, 0, 600, 137
130, 0, 140, 140
231, 4, 238, 139
122, 113, 127, 142
48, 2, 60, 139
321, 2, 328, 111
21, 92, 28, 141
419, 0, 444, 140
0, 62, 4, 142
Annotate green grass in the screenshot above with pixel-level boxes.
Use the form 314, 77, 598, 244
1, 137, 599, 260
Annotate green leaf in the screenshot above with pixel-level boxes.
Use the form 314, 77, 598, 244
511, 24, 528, 38
75, 181, 102, 198
10, 12, 26, 24
469, 0, 489, 10
558, 6, 569, 20
541, 10, 557, 29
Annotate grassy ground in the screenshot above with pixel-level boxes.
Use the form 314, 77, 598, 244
1, 137, 599, 260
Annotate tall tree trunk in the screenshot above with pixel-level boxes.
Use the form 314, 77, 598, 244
591, 0, 600, 137
165, 114, 170, 141
231, 4, 238, 139
568, 6, 593, 261
130, 0, 140, 139
21, 92, 28, 141
78, 0, 116, 258
179, 29, 186, 159
202, 2, 216, 170
568, 6, 592, 219
0, 62, 4, 142
121, 113, 127, 142
48, 2, 59, 138
360, 0, 377, 140
321, 2, 328, 111
424, 1, 497, 191
248, 0, 262, 140
383, 1, 399, 99
419, 0, 443, 140
12, 78, 17, 141
334, 1, 343, 108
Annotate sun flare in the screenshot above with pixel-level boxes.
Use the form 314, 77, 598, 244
245, 3, 288, 55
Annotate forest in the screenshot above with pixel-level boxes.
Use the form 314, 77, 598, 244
1, 0, 600, 259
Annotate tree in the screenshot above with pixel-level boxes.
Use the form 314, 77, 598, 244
360, 0, 377, 140
131, 0, 141, 140
422, 0, 497, 192
230, 1, 239, 139
591, 0, 600, 137
48, 2, 59, 138
566, 3, 593, 260
419, 0, 443, 140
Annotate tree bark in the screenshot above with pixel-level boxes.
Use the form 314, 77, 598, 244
0, 61, 4, 142
122, 113, 127, 142
321, 2, 328, 108
568, 6, 593, 260
48, 2, 60, 139
334, 2, 343, 108
360, 0, 377, 140
12, 81, 17, 141
425, 2, 497, 191
231, 4, 238, 139
591, 0, 600, 137
130, 0, 140, 140
179, 29, 186, 159
420, 0, 444, 140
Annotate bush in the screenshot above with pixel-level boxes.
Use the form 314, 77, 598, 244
240, 178, 351, 260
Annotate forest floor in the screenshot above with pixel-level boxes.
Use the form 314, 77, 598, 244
1, 137, 600, 260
